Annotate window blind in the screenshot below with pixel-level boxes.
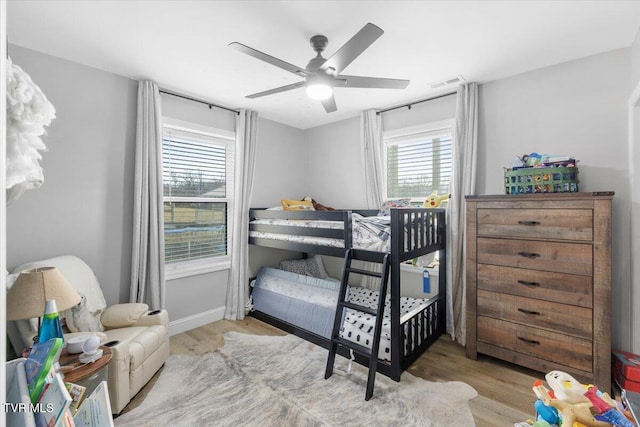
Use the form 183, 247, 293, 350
162, 129, 231, 264
385, 131, 452, 199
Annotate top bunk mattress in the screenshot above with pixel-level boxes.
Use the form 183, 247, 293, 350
250, 213, 391, 252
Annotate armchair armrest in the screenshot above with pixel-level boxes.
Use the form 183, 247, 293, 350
100, 303, 149, 330
132, 309, 169, 329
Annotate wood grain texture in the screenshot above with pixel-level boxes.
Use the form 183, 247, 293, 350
477, 207, 593, 241
122, 318, 538, 426
466, 193, 613, 393
477, 264, 593, 308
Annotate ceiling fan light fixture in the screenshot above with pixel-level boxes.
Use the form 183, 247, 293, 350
306, 83, 333, 100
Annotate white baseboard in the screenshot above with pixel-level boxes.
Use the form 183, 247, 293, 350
168, 306, 225, 336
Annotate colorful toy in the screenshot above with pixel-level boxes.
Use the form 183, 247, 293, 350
532, 380, 610, 427
423, 190, 449, 208
545, 371, 590, 404
531, 371, 637, 427
584, 386, 635, 427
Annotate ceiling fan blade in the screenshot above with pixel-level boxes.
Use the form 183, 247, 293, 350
246, 81, 305, 99
321, 94, 337, 113
229, 42, 309, 77
321, 23, 384, 75
339, 75, 410, 89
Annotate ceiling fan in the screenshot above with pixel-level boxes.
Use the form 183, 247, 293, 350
229, 23, 410, 113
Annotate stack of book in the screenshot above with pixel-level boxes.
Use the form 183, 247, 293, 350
23, 338, 113, 427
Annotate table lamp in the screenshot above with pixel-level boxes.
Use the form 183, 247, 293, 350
7, 267, 81, 344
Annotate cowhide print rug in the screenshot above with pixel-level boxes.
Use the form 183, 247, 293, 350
115, 332, 477, 426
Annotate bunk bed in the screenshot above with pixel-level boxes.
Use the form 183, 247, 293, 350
248, 207, 446, 382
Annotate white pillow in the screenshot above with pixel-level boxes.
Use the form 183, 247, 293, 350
100, 303, 149, 329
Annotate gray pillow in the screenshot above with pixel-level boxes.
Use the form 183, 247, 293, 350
279, 255, 328, 278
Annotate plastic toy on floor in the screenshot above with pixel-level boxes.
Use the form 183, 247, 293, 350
531, 370, 636, 427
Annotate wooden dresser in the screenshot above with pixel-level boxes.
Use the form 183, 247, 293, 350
465, 192, 613, 391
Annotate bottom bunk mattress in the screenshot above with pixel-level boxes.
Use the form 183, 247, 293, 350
251, 267, 341, 339
251, 267, 436, 362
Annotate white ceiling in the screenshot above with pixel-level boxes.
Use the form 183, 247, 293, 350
7, 1, 640, 130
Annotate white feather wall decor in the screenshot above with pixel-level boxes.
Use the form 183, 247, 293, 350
6, 57, 56, 204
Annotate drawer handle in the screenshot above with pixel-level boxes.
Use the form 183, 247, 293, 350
518, 308, 541, 316
517, 280, 540, 287
518, 336, 540, 345
517, 220, 540, 226
517, 251, 540, 259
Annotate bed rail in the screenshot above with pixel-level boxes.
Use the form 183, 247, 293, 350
249, 207, 446, 260
390, 208, 446, 263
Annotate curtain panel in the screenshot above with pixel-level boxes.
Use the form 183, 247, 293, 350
447, 82, 478, 345
130, 81, 166, 310
359, 110, 385, 290
360, 109, 385, 210
225, 109, 259, 320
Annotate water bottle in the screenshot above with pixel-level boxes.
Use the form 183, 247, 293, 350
38, 299, 64, 344
423, 270, 430, 294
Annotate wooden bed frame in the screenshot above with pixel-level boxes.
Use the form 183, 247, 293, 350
248, 207, 447, 381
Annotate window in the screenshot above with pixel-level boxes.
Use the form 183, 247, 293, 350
162, 118, 234, 279
383, 120, 453, 201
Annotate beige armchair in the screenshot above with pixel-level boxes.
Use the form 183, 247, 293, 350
6, 255, 170, 414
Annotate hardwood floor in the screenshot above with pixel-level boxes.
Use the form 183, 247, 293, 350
122, 317, 540, 426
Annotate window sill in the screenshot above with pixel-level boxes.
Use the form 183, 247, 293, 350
165, 258, 231, 281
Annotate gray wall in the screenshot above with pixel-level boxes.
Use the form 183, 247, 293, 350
6, 45, 137, 306
477, 48, 632, 350
629, 29, 640, 353
304, 117, 364, 209
381, 93, 457, 132
248, 118, 306, 277
6, 46, 306, 333
632, 27, 640, 89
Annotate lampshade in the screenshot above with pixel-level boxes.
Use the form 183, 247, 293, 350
7, 267, 81, 320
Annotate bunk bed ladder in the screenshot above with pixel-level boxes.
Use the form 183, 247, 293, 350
324, 248, 391, 401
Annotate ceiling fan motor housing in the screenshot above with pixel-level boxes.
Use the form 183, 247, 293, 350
310, 35, 328, 53
307, 35, 330, 72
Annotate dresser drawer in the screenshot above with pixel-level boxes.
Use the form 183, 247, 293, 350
477, 237, 592, 276
477, 208, 593, 241
477, 316, 592, 372
477, 289, 592, 338
477, 264, 592, 308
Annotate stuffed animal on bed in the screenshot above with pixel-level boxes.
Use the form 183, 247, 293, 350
302, 196, 335, 211
423, 190, 449, 208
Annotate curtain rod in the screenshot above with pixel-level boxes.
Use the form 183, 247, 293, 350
376, 91, 457, 115
159, 89, 240, 115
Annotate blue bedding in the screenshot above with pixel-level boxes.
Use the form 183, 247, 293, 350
251, 268, 341, 339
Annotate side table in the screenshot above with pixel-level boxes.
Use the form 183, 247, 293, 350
59, 345, 112, 398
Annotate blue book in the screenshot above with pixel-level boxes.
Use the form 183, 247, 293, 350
24, 337, 64, 403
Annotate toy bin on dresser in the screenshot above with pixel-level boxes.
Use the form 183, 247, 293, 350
465, 192, 614, 392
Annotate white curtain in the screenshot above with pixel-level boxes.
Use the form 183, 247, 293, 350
359, 110, 385, 289
224, 109, 259, 320
447, 83, 478, 345
360, 110, 384, 210
130, 81, 165, 310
